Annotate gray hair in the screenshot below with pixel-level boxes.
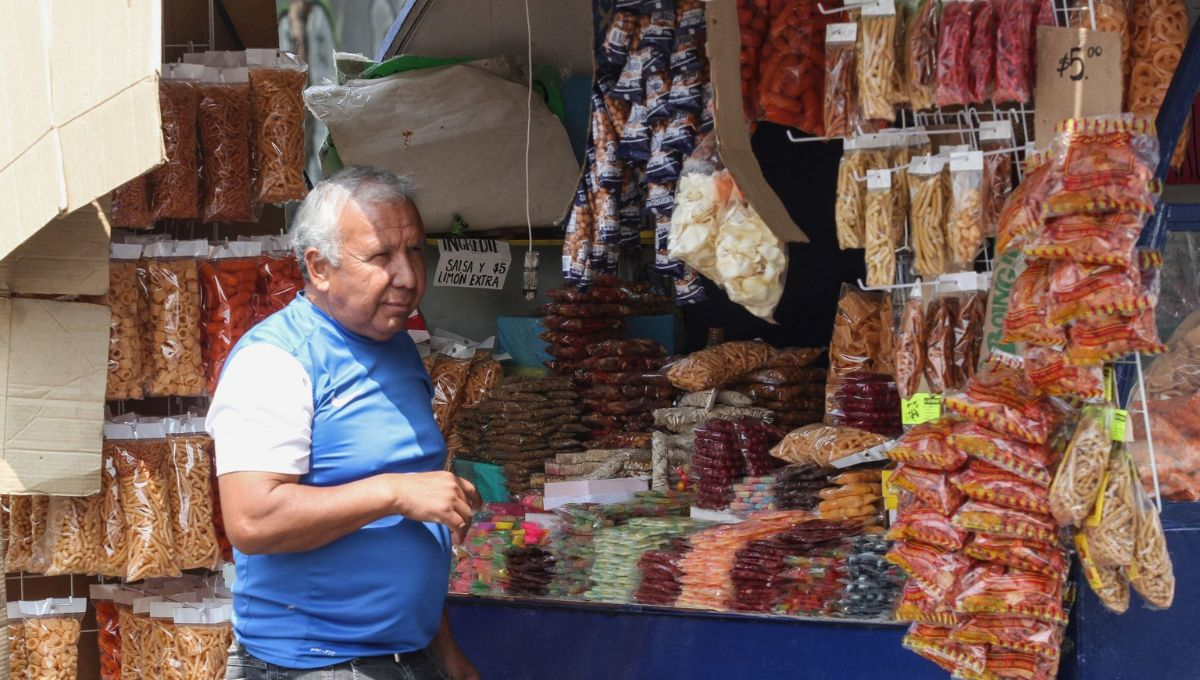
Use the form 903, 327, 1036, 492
290, 165, 417, 279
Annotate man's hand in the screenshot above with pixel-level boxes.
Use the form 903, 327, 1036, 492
392, 472, 483, 543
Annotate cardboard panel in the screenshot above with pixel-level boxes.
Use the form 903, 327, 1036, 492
0, 0, 162, 261
0, 298, 108, 495
0, 202, 111, 297
706, 0, 808, 243
1034, 27, 1123, 149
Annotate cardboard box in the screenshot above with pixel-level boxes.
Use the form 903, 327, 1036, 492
1034, 27, 1122, 149
706, 0, 808, 244
0, 1, 162, 493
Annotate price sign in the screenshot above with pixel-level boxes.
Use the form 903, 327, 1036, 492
434, 238, 511, 290
901, 393, 943, 426
1034, 26, 1121, 148
881, 470, 898, 511
1110, 408, 1129, 443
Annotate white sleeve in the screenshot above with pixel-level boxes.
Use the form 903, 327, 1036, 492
206, 343, 314, 476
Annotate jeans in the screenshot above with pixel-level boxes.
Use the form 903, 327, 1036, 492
225, 644, 452, 680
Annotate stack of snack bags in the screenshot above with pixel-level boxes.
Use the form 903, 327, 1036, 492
817, 468, 884, 525
584, 517, 701, 604
456, 377, 587, 498
541, 283, 634, 376
634, 536, 693, 606
771, 464, 833, 511
575, 338, 674, 438
826, 285, 899, 433
730, 476, 777, 517
504, 544, 556, 597
736, 364, 828, 429
450, 504, 527, 596
676, 510, 810, 611
773, 545, 850, 617
729, 520, 861, 614
651, 387, 771, 492
894, 291, 988, 401
837, 534, 905, 619
887, 356, 1069, 679
693, 419, 744, 510
545, 447, 652, 483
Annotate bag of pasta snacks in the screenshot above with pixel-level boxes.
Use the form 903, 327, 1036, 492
121, 595, 161, 679
107, 420, 181, 581
42, 494, 104, 576
143, 240, 207, 398
7, 602, 28, 678
199, 66, 256, 223
146, 601, 188, 678
247, 49, 308, 204
19, 597, 87, 680
151, 63, 204, 220
908, 155, 949, 278
1048, 406, 1113, 526
1128, 478, 1176, 609
166, 604, 234, 680
166, 416, 222, 570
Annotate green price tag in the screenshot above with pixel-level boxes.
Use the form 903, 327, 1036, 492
901, 393, 942, 426
1103, 365, 1115, 403
1110, 408, 1128, 442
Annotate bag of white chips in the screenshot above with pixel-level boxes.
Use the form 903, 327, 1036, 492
670, 133, 789, 321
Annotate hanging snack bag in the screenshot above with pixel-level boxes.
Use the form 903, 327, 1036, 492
757, 0, 828, 135
947, 150, 985, 268
908, 155, 949, 278
1128, 478, 1176, 609
964, 533, 1067, 577
993, 0, 1036, 104
167, 603, 235, 680
669, 135, 732, 280
1043, 116, 1161, 218
108, 420, 182, 581
996, 151, 1056, 254
1048, 406, 1113, 526
166, 416, 222, 571
1001, 258, 1067, 347
90, 585, 121, 680
895, 296, 927, 400
948, 421, 1054, 487
247, 49, 309, 204
863, 170, 896, 288
835, 141, 868, 249
111, 174, 153, 229
199, 66, 255, 223
923, 296, 959, 394
200, 240, 263, 394
966, 0, 997, 103
151, 63, 205, 221
602, 11, 639, 66
906, 0, 940, 111
42, 493, 104, 576
980, 120, 1015, 239
144, 240, 207, 397
943, 353, 1057, 445
1084, 446, 1137, 567
106, 243, 150, 400
935, 0, 973, 107
824, 22, 859, 137
858, 2, 900, 122
1024, 211, 1145, 269
19, 598, 87, 680
888, 418, 968, 471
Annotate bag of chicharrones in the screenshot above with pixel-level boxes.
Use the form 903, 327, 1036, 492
19, 597, 87, 680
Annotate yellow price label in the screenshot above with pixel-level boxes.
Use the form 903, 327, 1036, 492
1110, 408, 1129, 443
881, 470, 898, 510
1085, 469, 1110, 528
901, 393, 943, 426
1103, 365, 1116, 403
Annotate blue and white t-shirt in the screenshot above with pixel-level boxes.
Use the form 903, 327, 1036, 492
206, 294, 451, 669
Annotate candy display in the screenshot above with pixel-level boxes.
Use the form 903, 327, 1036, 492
585, 517, 701, 603
634, 537, 692, 606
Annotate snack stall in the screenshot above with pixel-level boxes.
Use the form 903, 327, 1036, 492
5, 0, 1200, 678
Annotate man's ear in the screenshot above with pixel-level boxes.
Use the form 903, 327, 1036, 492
305, 247, 333, 292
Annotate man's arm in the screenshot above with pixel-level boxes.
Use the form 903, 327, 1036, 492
432, 608, 479, 680
220, 470, 481, 555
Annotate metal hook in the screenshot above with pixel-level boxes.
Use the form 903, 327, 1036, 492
818, 0, 875, 15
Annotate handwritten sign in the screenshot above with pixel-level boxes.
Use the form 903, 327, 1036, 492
434, 238, 511, 290
901, 393, 943, 426
1034, 26, 1121, 148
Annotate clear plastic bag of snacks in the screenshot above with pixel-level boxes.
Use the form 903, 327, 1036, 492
19, 598, 87, 680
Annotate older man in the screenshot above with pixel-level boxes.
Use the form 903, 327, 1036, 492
207, 166, 482, 680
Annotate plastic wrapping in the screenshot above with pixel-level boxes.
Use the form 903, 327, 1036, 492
906, 0, 940, 111
1024, 344, 1105, 399
28, 495, 50, 574
253, 250, 303, 324
167, 429, 221, 570
824, 23, 858, 137
943, 354, 1057, 445
954, 564, 1067, 624
908, 157, 949, 277
1002, 258, 1066, 346
248, 52, 309, 204
665, 340, 774, 391
981, 143, 1013, 239
757, 0, 827, 135
888, 419, 967, 471
1128, 480, 1176, 609
923, 296, 959, 393
967, 0, 996, 103
5, 495, 33, 572
110, 175, 153, 228
964, 533, 1066, 576
106, 254, 150, 400
953, 292, 985, 385
993, 0, 1035, 104
771, 424, 888, 467
889, 464, 964, 515
996, 152, 1055, 255
857, 12, 898, 122
91, 587, 121, 680
96, 446, 129, 578
1043, 116, 1160, 218
19, 599, 86, 680
1078, 531, 1131, 614
864, 178, 896, 288
887, 504, 969, 550
199, 71, 255, 223
1049, 251, 1161, 328
429, 354, 474, 431
8, 610, 27, 678
952, 500, 1058, 542
166, 606, 234, 680
1025, 211, 1144, 268
951, 460, 1051, 514
110, 434, 181, 581
119, 603, 149, 679
715, 200, 789, 320
43, 496, 103, 576
948, 421, 1054, 487
885, 540, 971, 601
145, 244, 206, 397
199, 245, 260, 394
935, 0, 973, 107
827, 285, 890, 412
948, 156, 985, 268
895, 580, 957, 625
1082, 447, 1136, 568
151, 71, 202, 220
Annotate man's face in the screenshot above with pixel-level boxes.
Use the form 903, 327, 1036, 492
306, 197, 427, 341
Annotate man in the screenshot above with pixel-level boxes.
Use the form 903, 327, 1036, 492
208, 166, 482, 680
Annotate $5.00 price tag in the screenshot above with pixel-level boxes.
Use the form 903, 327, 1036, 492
901, 393, 942, 426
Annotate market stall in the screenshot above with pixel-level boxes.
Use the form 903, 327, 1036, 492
4, 0, 1200, 678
